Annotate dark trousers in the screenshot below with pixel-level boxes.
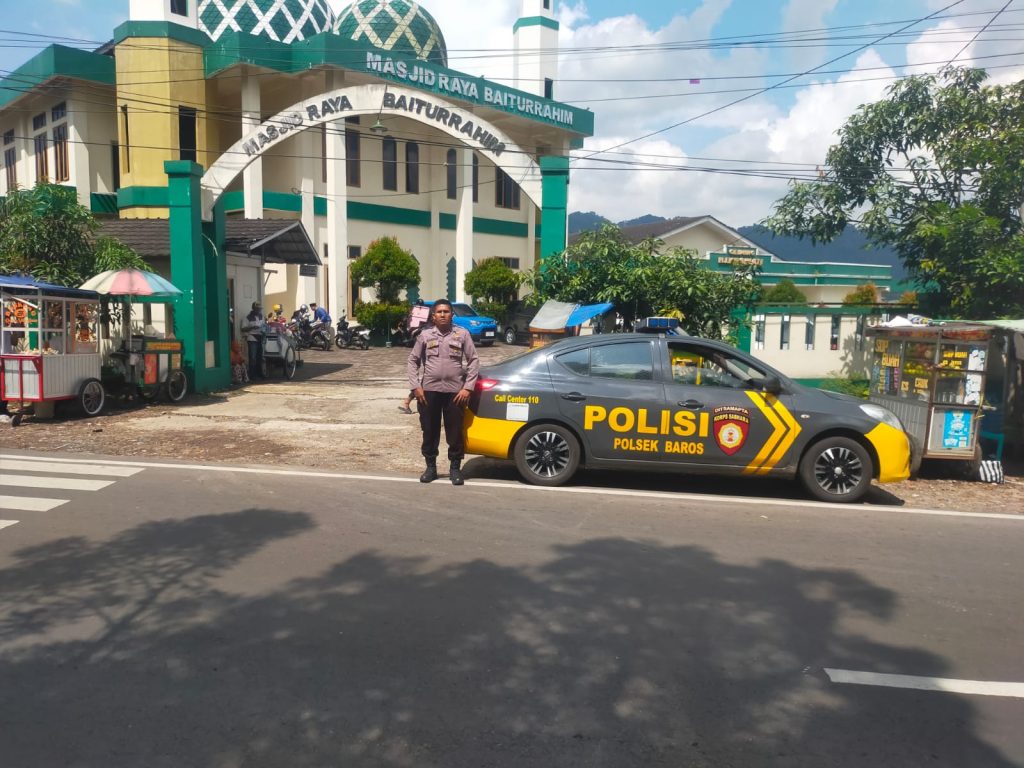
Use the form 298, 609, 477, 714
247, 339, 262, 378
419, 390, 465, 461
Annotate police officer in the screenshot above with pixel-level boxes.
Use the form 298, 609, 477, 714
407, 299, 479, 485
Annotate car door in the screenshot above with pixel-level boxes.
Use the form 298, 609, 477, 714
549, 338, 667, 462
659, 339, 802, 474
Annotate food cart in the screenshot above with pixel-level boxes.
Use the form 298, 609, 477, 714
866, 322, 993, 468
1, 275, 106, 420
261, 321, 299, 379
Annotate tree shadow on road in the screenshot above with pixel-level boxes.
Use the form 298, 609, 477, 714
0, 510, 1013, 767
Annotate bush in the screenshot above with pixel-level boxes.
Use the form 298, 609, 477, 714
350, 237, 420, 303
762, 279, 806, 303
352, 301, 409, 337
816, 376, 870, 399
470, 299, 508, 326
464, 257, 522, 303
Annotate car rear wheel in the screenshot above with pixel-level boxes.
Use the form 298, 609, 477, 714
799, 436, 873, 503
514, 424, 580, 487
503, 326, 517, 345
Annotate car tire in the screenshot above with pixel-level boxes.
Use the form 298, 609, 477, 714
514, 423, 580, 487
503, 326, 517, 345
798, 436, 873, 503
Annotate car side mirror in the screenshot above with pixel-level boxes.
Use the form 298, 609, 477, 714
758, 375, 782, 395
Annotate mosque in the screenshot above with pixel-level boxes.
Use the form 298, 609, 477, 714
0, 0, 592, 387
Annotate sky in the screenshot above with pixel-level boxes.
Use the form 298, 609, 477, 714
2, 0, 1023, 227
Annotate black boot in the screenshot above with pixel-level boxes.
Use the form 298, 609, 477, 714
450, 459, 464, 486
420, 458, 438, 483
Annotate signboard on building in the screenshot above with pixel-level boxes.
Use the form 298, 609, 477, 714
299, 264, 318, 277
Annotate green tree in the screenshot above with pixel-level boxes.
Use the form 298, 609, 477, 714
350, 236, 420, 303
764, 67, 1024, 318
464, 257, 522, 303
842, 282, 880, 305
761, 279, 806, 303
0, 183, 98, 285
0, 184, 150, 285
526, 224, 760, 339
93, 236, 150, 273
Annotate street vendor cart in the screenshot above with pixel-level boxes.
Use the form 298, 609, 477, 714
261, 321, 299, 379
1, 275, 106, 419
79, 268, 188, 404
866, 322, 993, 469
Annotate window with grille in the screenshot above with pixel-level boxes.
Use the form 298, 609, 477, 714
345, 122, 360, 187
53, 123, 69, 182
446, 148, 456, 199
779, 314, 790, 350
472, 154, 479, 202
178, 106, 196, 162
32, 112, 46, 131
382, 137, 397, 191
495, 167, 520, 209
51, 102, 66, 122
405, 142, 419, 193
830, 315, 841, 351
33, 133, 48, 182
4, 147, 15, 190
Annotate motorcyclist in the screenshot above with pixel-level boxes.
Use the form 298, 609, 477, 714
310, 302, 331, 325
290, 304, 309, 323
267, 303, 284, 322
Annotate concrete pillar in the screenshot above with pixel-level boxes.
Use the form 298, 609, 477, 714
68, 97, 91, 207
299, 79, 318, 307
166, 160, 229, 392
241, 69, 263, 219
325, 70, 348, 318
454, 146, 474, 301
540, 155, 569, 261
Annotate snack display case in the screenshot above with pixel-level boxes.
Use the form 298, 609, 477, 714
1, 275, 106, 416
867, 323, 992, 462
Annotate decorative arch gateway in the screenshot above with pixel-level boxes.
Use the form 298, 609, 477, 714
201, 83, 543, 215
170, 84, 567, 394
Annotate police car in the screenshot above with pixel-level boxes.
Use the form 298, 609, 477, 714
464, 328, 911, 503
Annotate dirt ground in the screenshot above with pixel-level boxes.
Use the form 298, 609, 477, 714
3, 344, 1022, 514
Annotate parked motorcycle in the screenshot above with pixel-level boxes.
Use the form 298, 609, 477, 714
335, 315, 370, 350
286, 317, 330, 351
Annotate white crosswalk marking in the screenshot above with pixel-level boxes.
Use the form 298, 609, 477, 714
0, 457, 145, 529
0, 475, 115, 492
0, 496, 68, 512
0, 459, 144, 477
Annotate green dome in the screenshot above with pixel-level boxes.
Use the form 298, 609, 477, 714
333, 1, 448, 67
198, 0, 334, 44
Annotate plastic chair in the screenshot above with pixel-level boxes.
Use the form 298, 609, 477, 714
979, 409, 1005, 461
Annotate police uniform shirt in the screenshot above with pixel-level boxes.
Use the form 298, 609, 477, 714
407, 326, 480, 393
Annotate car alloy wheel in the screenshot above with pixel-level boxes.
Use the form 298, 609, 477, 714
799, 436, 872, 503
504, 326, 517, 345
514, 424, 581, 487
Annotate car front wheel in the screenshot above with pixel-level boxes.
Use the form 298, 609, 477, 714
503, 326, 517, 345
798, 436, 873, 503
514, 424, 581, 487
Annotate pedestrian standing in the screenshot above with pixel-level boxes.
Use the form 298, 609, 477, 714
242, 301, 265, 379
407, 299, 479, 485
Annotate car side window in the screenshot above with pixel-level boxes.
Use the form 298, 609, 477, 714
668, 344, 750, 388
554, 347, 589, 376
591, 342, 653, 381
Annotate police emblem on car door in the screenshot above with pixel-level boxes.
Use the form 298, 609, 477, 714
661, 340, 801, 472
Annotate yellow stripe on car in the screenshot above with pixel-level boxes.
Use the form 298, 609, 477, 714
464, 410, 522, 459
865, 422, 911, 483
743, 391, 802, 475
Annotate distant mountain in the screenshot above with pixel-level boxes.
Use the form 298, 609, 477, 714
618, 214, 666, 228
737, 224, 907, 279
567, 211, 612, 234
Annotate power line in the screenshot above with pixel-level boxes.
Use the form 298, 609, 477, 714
945, 0, 1015, 66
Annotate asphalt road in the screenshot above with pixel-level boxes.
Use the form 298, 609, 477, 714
1, 450, 1022, 768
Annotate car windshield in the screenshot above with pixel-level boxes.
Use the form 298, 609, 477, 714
452, 303, 476, 318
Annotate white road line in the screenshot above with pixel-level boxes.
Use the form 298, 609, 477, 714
0, 475, 114, 492
1, 453, 1021, 521
824, 669, 1024, 699
0, 458, 144, 477
0, 520, 19, 531
0, 496, 68, 512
